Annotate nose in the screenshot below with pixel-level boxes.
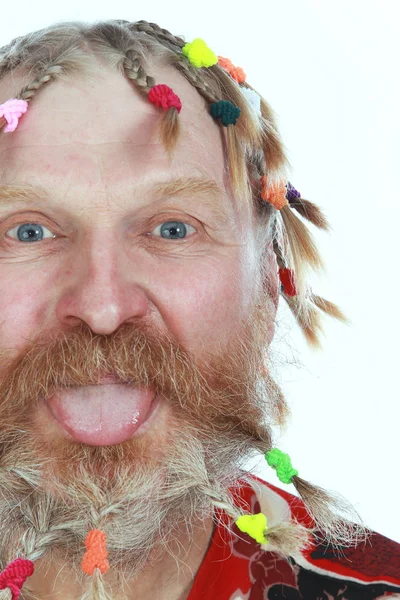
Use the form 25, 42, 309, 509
54, 237, 150, 335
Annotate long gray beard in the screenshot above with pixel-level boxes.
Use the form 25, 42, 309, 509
0, 417, 261, 596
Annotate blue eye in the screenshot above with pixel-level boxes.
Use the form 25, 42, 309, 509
7, 223, 56, 242
151, 221, 196, 240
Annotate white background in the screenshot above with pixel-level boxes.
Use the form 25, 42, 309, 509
1, 1, 399, 543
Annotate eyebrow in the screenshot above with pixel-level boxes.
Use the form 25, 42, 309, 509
0, 176, 231, 223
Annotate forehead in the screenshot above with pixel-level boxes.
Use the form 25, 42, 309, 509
0, 61, 231, 198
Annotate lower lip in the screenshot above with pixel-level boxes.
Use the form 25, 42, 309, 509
42, 384, 160, 446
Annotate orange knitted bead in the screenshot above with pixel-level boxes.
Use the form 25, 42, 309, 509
218, 56, 247, 83
260, 176, 289, 210
81, 529, 109, 576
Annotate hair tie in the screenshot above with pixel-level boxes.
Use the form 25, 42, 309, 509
182, 38, 218, 68
81, 529, 109, 576
235, 513, 268, 544
210, 100, 241, 127
217, 56, 247, 83
0, 558, 34, 600
260, 176, 289, 210
148, 84, 182, 113
279, 268, 298, 297
0, 98, 28, 132
265, 448, 298, 484
286, 181, 302, 203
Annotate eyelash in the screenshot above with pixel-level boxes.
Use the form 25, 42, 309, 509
2, 216, 198, 246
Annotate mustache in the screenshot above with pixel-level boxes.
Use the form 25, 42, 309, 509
0, 317, 271, 444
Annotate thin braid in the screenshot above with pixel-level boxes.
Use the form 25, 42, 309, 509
121, 49, 180, 155
126, 21, 220, 105
130, 20, 186, 51
16, 64, 63, 103
88, 21, 181, 156
123, 20, 261, 195
95, 20, 259, 196
0, 490, 116, 600
200, 483, 312, 557
174, 56, 219, 103
122, 50, 155, 93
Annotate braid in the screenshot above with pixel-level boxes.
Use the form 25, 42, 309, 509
200, 482, 312, 558
0, 64, 64, 131
130, 20, 186, 51
0, 486, 114, 599
122, 51, 155, 94
16, 64, 63, 103
123, 58, 180, 157
122, 20, 262, 196
88, 21, 181, 156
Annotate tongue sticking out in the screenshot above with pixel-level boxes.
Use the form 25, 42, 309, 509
46, 384, 156, 446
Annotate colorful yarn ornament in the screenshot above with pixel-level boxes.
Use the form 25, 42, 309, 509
260, 176, 289, 211
265, 448, 298, 484
182, 38, 218, 69
81, 529, 109, 576
279, 268, 298, 297
235, 513, 268, 545
0, 98, 28, 133
217, 56, 247, 83
286, 181, 302, 203
210, 100, 241, 127
148, 84, 182, 113
0, 558, 34, 600
241, 87, 262, 118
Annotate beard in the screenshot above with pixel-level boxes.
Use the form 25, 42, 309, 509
0, 285, 289, 595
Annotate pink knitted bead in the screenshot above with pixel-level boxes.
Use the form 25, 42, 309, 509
0, 99, 28, 132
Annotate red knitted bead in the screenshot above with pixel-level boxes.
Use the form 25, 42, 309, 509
148, 84, 182, 113
0, 558, 34, 600
279, 268, 297, 297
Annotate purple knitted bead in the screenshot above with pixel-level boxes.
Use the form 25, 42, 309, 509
286, 181, 301, 203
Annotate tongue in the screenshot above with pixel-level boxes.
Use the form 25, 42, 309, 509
47, 384, 155, 446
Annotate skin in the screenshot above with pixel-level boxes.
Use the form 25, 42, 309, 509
0, 56, 279, 599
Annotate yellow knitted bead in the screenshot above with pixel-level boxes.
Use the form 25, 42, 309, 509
235, 513, 268, 545
182, 38, 218, 68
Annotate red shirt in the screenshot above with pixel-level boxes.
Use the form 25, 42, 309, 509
188, 474, 400, 599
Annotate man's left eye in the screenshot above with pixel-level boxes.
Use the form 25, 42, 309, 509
150, 221, 197, 241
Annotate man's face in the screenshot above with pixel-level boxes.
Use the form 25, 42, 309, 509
0, 59, 279, 582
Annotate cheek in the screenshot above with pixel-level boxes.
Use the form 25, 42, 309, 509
0, 272, 47, 353
156, 252, 258, 359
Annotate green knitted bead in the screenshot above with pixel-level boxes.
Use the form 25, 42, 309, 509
265, 448, 298, 485
210, 100, 241, 126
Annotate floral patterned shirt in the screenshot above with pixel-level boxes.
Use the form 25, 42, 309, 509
187, 474, 400, 599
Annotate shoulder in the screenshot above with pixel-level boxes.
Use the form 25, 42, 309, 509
232, 473, 400, 598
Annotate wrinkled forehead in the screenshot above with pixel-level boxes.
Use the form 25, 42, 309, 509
0, 61, 230, 192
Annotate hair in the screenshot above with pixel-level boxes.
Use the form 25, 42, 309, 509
0, 19, 370, 600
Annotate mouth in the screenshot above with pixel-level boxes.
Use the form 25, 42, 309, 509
42, 382, 160, 446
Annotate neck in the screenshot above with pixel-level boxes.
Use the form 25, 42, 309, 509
23, 516, 215, 600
